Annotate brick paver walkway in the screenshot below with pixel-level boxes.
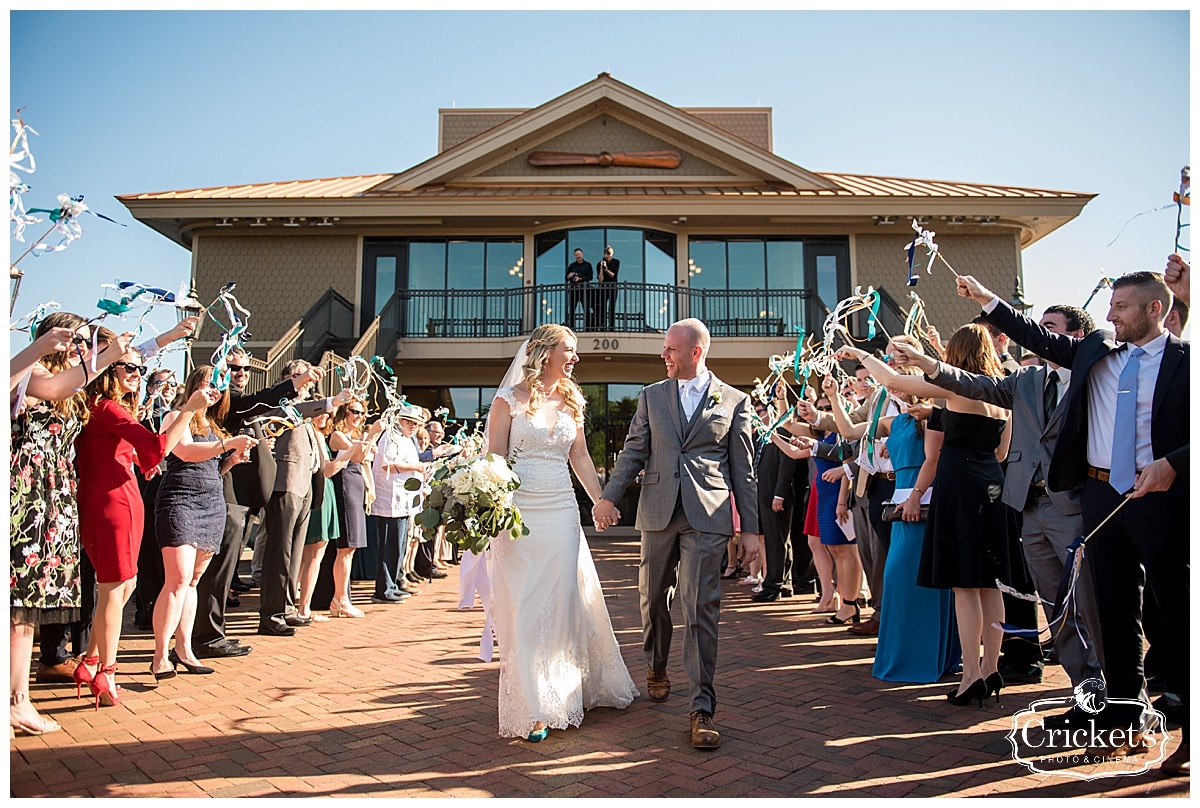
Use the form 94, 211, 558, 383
10, 532, 1188, 797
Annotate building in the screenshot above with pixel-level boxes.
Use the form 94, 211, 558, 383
121, 73, 1092, 504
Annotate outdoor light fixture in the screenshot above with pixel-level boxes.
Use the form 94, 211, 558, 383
947, 216, 966, 225
176, 281, 204, 373
215, 218, 233, 227
874, 215, 896, 226
977, 216, 998, 225
316, 217, 334, 227
283, 217, 300, 227
249, 218, 267, 227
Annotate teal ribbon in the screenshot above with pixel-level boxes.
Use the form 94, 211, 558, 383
865, 388, 888, 464
865, 292, 881, 341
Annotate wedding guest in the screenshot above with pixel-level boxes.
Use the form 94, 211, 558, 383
958, 271, 1188, 773
296, 410, 363, 622
11, 314, 131, 734
597, 245, 621, 331
152, 366, 256, 679
369, 404, 427, 603
133, 370, 178, 631
329, 399, 378, 617
839, 325, 1016, 707
74, 340, 218, 706
257, 360, 350, 636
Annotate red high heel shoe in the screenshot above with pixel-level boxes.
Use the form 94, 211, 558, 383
88, 664, 121, 710
73, 655, 99, 699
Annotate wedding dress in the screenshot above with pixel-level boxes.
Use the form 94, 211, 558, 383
489, 386, 638, 738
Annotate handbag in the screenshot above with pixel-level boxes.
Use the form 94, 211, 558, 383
881, 486, 931, 522
882, 503, 929, 522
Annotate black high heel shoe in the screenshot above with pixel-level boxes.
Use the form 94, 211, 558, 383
168, 649, 215, 675
984, 672, 1004, 704
947, 678, 988, 708
826, 600, 861, 625
721, 565, 744, 580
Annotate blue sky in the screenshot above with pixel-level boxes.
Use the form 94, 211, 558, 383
8, 10, 1191, 367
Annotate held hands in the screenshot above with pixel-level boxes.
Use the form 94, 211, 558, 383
1165, 253, 1190, 306
591, 499, 621, 532
955, 275, 994, 306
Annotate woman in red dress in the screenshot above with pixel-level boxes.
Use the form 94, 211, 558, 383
73, 339, 217, 708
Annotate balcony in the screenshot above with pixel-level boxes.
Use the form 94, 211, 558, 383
373, 283, 828, 341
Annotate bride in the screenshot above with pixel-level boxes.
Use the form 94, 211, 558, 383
486, 324, 638, 741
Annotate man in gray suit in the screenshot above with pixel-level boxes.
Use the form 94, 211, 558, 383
892, 304, 1104, 723
593, 319, 760, 750
257, 360, 351, 636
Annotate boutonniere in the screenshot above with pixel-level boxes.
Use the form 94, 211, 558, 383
708, 389, 723, 407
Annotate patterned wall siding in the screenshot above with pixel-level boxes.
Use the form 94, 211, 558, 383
439, 112, 522, 151
475, 116, 735, 179
855, 232, 1023, 336
194, 235, 359, 343
686, 110, 771, 150
438, 109, 771, 154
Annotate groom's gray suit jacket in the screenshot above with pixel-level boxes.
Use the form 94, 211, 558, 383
602, 375, 759, 536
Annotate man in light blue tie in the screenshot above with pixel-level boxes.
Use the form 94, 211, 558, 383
956, 268, 1189, 774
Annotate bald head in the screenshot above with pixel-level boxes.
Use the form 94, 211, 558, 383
662, 318, 711, 380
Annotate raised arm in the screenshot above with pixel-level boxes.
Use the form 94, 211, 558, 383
24, 332, 133, 402
890, 335, 1020, 409
957, 275, 1082, 368
837, 345, 947, 401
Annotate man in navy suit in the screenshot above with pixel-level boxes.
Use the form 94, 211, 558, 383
956, 269, 1188, 775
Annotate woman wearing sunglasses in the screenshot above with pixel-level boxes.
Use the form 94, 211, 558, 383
328, 399, 378, 617
72, 336, 220, 708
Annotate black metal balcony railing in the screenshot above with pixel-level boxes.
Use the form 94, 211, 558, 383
376, 283, 826, 340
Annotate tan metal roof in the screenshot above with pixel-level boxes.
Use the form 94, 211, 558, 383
119, 171, 1089, 202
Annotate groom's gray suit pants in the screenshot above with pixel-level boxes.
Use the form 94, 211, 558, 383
640, 502, 726, 716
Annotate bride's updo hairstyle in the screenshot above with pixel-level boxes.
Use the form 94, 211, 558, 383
521, 324, 585, 424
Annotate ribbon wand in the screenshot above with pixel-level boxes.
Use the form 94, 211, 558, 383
1174, 164, 1190, 254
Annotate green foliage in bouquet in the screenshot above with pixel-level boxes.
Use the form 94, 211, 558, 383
405, 452, 529, 555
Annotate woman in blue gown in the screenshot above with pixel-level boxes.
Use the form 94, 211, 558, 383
871, 407, 961, 683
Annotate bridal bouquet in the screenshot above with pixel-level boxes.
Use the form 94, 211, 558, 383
406, 452, 528, 554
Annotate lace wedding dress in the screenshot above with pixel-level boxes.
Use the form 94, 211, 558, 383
490, 386, 639, 738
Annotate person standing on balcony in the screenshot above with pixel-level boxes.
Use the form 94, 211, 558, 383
597, 246, 620, 332
565, 248, 593, 332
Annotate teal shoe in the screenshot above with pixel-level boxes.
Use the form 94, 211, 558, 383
527, 727, 549, 742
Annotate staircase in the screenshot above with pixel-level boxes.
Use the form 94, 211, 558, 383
243, 288, 355, 396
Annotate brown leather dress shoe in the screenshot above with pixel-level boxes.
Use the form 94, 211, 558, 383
1160, 742, 1190, 777
35, 658, 80, 684
690, 710, 721, 749
647, 668, 670, 702
847, 615, 880, 636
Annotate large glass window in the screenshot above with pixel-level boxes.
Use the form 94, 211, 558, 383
362, 237, 524, 336
686, 237, 849, 336
534, 226, 676, 332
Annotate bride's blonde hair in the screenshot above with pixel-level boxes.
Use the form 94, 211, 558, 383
522, 324, 585, 423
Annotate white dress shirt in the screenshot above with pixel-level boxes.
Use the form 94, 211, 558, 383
1085, 331, 1167, 472
370, 428, 422, 518
677, 369, 711, 420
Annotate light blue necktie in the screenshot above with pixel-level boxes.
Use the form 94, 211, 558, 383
1109, 346, 1144, 493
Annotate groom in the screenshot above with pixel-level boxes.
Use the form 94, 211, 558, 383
593, 318, 760, 749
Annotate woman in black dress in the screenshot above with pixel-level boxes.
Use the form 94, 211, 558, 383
328, 399, 376, 618
839, 324, 1013, 707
